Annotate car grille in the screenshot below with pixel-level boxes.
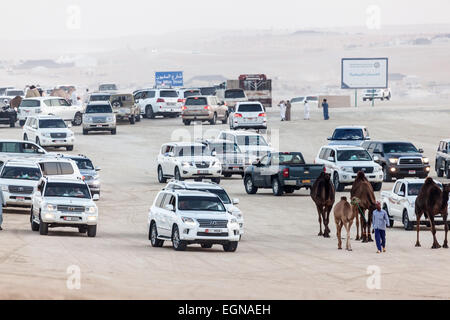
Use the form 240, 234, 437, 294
93, 117, 107, 123
197, 232, 229, 237
197, 219, 228, 228
50, 132, 67, 139
57, 205, 85, 213
8, 185, 34, 195
195, 161, 210, 169
225, 158, 243, 165
399, 158, 422, 165
353, 167, 374, 174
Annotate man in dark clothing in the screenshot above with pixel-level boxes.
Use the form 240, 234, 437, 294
322, 99, 329, 120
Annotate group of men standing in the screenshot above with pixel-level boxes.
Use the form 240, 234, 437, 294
278, 98, 330, 121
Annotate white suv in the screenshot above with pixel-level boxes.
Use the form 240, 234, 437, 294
362, 88, 391, 101
23, 115, 75, 151
230, 102, 267, 130
157, 142, 222, 184
31, 177, 99, 237
134, 89, 182, 119
165, 180, 245, 236
315, 145, 383, 191
36, 157, 83, 180
0, 160, 42, 208
147, 189, 240, 251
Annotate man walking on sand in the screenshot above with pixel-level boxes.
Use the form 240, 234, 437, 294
322, 99, 329, 120
372, 201, 390, 253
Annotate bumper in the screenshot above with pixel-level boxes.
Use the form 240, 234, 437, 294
282, 178, 316, 189
41, 210, 98, 226
181, 167, 222, 178
339, 172, 383, 184
5, 192, 33, 207
387, 165, 430, 177
179, 226, 241, 243
83, 123, 116, 130
40, 137, 75, 147
233, 120, 267, 129
182, 114, 212, 121
222, 165, 245, 174
157, 103, 181, 114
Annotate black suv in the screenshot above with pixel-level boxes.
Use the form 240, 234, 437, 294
362, 141, 430, 182
436, 139, 450, 178
0, 104, 17, 127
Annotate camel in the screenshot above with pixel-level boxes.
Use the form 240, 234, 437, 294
415, 178, 450, 249
311, 172, 336, 238
9, 96, 22, 110
351, 171, 377, 243
334, 196, 357, 251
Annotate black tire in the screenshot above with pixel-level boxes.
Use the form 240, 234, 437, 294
222, 112, 228, 124
384, 205, 394, 228
172, 225, 187, 251
30, 209, 39, 232
146, 106, 155, 119
210, 113, 217, 125
201, 244, 213, 249
183, 120, 191, 126
39, 215, 48, 235
150, 222, 164, 247
10, 120, 15, 128
223, 173, 232, 178
129, 116, 135, 125
82, 129, 88, 135
36, 137, 41, 146
446, 163, 450, 179
333, 172, 345, 192
174, 167, 184, 181
363, 98, 366, 102
272, 177, 283, 196
87, 225, 97, 237
285, 187, 295, 194
157, 166, 167, 183
223, 241, 238, 252
66, 146, 74, 151
403, 211, 414, 231
23, 134, 28, 141
211, 177, 221, 184
244, 175, 258, 194
78, 226, 87, 234
19, 120, 25, 127
383, 166, 393, 182
72, 112, 82, 126
436, 161, 444, 177
111, 129, 117, 135
372, 182, 382, 192
135, 114, 141, 122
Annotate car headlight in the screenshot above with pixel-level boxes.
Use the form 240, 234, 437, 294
374, 166, 382, 172
43, 132, 52, 138
106, 116, 114, 122
68, 132, 74, 137
44, 213, 55, 220
228, 218, 239, 228
212, 161, 221, 167
181, 217, 196, 225
1, 185, 7, 192
85, 116, 93, 122
92, 179, 100, 185
389, 158, 398, 164
46, 204, 57, 211
340, 166, 353, 173
86, 206, 96, 214
182, 161, 194, 167
422, 157, 429, 164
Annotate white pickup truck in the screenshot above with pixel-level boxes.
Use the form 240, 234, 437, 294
381, 178, 449, 230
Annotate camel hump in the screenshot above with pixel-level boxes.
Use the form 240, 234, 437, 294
341, 196, 347, 202
424, 177, 434, 185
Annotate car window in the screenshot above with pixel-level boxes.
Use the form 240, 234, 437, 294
374, 144, 383, 153
39, 119, 67, 129
89, 95, 111, 102
177, 196, 225, 212
237, 104, 263, 112
44, 183, 90, 199
183, 90, 200, 98
60, 163, 75, 175
383, 143, 418, 154
236, 135, 268, 146
71, 158, 94, 170
408, 183, 423, 196
1, 166, 41, 181
393, 182, 401, 194
186, 97, 207, 106
399, 183, 406, 196
200, 87, 216, 96
160, 90, 178, 98
319, 148, 327, 160
260, 155, 270, 166
162, 194, 175, 209
209, 143, 240, 154
225, 89, 245, 99
272, 153, 305, 165
332, 129, 364, 140
40, 162, 59, 175
46, 99, 70, 107
177, 145, 209, 157
86, 104, 113, 113
20, 100, 41, 108
337, 150, 371, 162
155, 193, 166, 208
134, 92, 142, 100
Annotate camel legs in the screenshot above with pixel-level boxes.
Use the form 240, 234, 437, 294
443, 213, 449, 249
360, 215, 368, 243
354, 207, 361, 241
345, 220, 353, 251
323, 206, 332, 238
336, 220, 343, 250
415, 211, 423, 247
367, 212, 374, 242
428, 215, 441, 249
316, 205, 323, 236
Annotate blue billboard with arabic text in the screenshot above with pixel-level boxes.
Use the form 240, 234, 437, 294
155, 71, 184, 87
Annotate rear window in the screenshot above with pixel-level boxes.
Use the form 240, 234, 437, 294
186, 97, 207, 106
39, 119, 67, 129
200, 87, 216, 96
45, 99, 70, 107
40, 162, 74, 176
20, 100, 41, 108
6, 90, 24, 96
272, 153, 305, 165
183, 90, 200, 98
99, 84, 117, 91
86, 104, 113, 113
160, 90, 178, 98
225, 90, 245, 99
237, 104, 263, 112
90, 95, 111, 102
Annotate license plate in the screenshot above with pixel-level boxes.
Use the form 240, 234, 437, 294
409, 170, 416, 175
63, 217, 79, 221
167, 103, 175, 106
246, 118, 256, 122
232, 167, 240, 170
197, 170, 209, 174
205, 229, 222, 234
302, 180, 311, 184
96, 124, 103, 127
284, 180, 297, 186
16, 197, 25, 201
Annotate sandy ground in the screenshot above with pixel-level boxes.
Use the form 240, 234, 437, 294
0, 102, 449, 300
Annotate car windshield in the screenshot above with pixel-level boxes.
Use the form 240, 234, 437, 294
44, 183, 91, 199
306, 96, 318, 101
39, 119, 67, 129
225, 90, 245, 99
177, 145, 210, 157
186, 97, 207, 106
86, 104, 112, 113
0, 142, 43, 154
6, 90, 24, 96
203, 189, 231, 204
1, 167, 41, 180
20, 100, 40, 108
272, 153, 305, 165
237, 104, 263, 112
337, 150, 372, 161
183, 90, 200, 98
177, 196, 225, 212
209, 143, 240, 154
90, 95, 111, 102
71, 158, 94, 170
291, 97, 304, 103
200, 87, 216, 95
46, 99, 70, 106
99, 84, 117, 91
383, 143, 418, 154
160, 90, 178, 98
236, 135, 268, 146
332, 129, 364, 140
408, 183, 423, 196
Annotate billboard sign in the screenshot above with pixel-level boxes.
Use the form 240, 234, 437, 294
341, 58, 388, 89
155, 71, 183, 87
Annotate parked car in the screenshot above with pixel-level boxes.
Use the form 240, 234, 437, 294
315, 145, 383, 191
23, 115, 75, 151
182, 96, 228, 126
147, 188, 240, 251
0, 160, 42, 208
381, 179, 448, 230
17, 97, 84, 127
436, 139, 450, 178
4, 88, 25, 99
0, 103, 17, 127
36, 157, 82, 180
134, 88, 182, 119
290, 96, 305, 108
0, 87, 14, 96
164, 180, 245, 236
0, 140, 47, 164
217, 89, 248, 112
98, 84, 118, 92
229, 102, 267, 130
362, 88, 391, 101
305, 96, 319, 108
31, 176, 99, 237
328, 126, 370, 146
109, 93, 140, 124
88, 92, 113, 103
64, 154, 101, 197
83, 102, 116, 135
217, 130, 274, 163
177, 89, 201, 103
362, 141, 430, 182
157, 142, 222, 184
244, 152, 324, 196
199, 139, 250, 177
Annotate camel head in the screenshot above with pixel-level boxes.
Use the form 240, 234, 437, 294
424, 177, 434, 185
356, 171, 366, 180
351, 197, 361, 206
341, 196, 348, 202
443, 184, 450, 193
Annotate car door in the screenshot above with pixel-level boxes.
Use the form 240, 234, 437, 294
252, 155, 270, 187
152, 192, 166, 236
390, 181, 402, 218
29, 118, 38, 141
162, 145, 175, 175
33, 181, 45, 219
159, 193, 175, 237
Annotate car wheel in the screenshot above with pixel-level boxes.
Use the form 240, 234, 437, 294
285, 187, 295, 194
111, 129, 117, 135
372, 182, 382, 192
135, 114, 141, 122
210, 113, 217, 125
23, 134, 28, 141
146, 106, 154, 119
39, 215, 48, 235
383, 166, 393, 182
403, 211, 414, 231
30, 209, 39, 232
222, 112, 229, 124
82, 129, 88, 135
66, 146, 74, 151
172, 225, 187, 251
150, 222, 164, 247
183, 120, 191, 126
9, 120, 15, 128
223, 241, 238, 252
446, 163, 450, 179
223, 173, 232, 178
174, 167, 184, 181
436, 161, 444, 177
272, 177, 283, 196
78, 226, 87, 234
157, 166, 167, 183
244, 175, 258, 194
201, 244, 213, 249
19, 120, 25, 127
87, 225, 97, 237
383, 204, 394, 228
72, 112, 82, 126
333, 172, 345, 192
129, 116, 135, 125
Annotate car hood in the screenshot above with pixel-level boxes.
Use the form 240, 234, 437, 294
384, 153, 422, 158
83, 113, 114, 117
329, 140, 364, 146
43, 197, 94, 206
224, 204, 242, 217
177, 156, 219, 162
39, 128, 72, 134
0, 178, 39, 187
239, 145, 273, 153
178, 211, 231, 220
79, 169, 97, 177
338, 161, 379, 167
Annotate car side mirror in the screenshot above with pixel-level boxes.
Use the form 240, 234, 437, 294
68, 123, 73, 128
327, 157, 335, 162
232, 198, 240, 205
365, 137, 371, 140
95, 166, 101, 171
418, 148, 424, 153
327, 137, 332, 141
37, 149, 45, 154
165, 204, 174, 211
373, 156, 380, 162
93, 194, 100, 201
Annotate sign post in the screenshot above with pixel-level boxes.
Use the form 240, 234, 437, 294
155, 71, 184, 87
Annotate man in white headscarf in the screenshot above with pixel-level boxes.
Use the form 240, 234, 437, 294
304, 99, 310, 120
279, 100, 286, 121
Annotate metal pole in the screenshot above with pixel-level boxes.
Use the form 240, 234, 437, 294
355, 89, 358, 108
372, 91, 375, 107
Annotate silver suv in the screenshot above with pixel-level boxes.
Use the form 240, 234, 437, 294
83, 102, 116, 135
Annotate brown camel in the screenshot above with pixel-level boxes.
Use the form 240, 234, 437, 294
334, 196, 357, 251
9, 96, 22, 110
415, 178, 450, 249
311, 172, 336, 238
351, 171, 377, 243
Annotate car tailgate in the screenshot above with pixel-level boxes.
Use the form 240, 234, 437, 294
284, 164, 324, 181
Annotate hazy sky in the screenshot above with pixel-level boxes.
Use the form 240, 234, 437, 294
1, 0, 449, 39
